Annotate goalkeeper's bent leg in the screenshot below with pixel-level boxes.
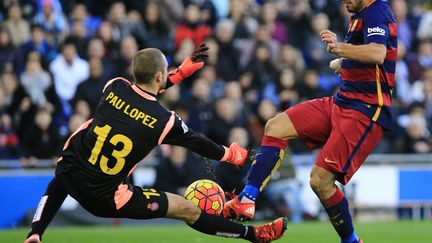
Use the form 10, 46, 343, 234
165, 192, 255, 241
27, 177, 68, 240
188, 211, 255, 241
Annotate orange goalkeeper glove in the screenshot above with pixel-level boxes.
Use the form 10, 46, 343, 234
221, 142, 248, 167
168, 42, 209, 84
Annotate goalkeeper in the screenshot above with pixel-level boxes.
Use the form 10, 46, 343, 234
24, 43, 287, 243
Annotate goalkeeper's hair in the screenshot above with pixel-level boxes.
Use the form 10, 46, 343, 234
132, 48, 166, 84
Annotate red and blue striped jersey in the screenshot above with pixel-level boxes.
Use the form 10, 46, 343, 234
334, 0, 397, 129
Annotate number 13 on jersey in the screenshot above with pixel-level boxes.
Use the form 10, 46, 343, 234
88, 124, 133, 175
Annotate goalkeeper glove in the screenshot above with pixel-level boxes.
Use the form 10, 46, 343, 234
221, 142, 248, 167
167, 42, 209, 85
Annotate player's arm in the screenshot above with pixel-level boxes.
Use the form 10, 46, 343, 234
161, 115, 247, 166
321, 30, 386, 64
322, 7, 391, 65
160, 43, 209, 93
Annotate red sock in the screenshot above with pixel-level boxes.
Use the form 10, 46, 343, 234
261, 135, 287, 149
321, 187, 344, 208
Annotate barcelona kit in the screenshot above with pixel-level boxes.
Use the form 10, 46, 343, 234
287, 0, 397, 184
56, 77, 226, 218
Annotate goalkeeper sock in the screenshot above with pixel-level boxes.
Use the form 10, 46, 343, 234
321, 187, 359, 243
188, 211, 255, 241
238, 135, 287, 202
27, 177, 68, 240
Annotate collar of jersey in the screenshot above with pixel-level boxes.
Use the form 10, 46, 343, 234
133, 84, 157, 98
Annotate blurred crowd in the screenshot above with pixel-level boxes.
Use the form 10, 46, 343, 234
0, 0, 431, 168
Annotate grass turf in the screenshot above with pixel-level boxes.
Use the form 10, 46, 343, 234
2, 220, 431, 243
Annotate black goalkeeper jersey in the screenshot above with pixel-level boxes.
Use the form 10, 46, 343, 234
56, 77, 225, 197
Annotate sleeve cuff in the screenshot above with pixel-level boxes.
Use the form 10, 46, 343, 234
220, 146, 231, 162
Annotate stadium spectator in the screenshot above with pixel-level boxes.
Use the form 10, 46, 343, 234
0, 71, 33, 134
20, 52, 52, 109
0, 86, 6, 114
86, 38, 106, 59
159, 82, 181, 110
96, 21, 118, 59
403, 114, 431, 154
407, 40, 432, 82
263, 68, 300, 110
68, 3, 101, 38
185, 0, 218, 27
142, 1, 174, 55
296, 69, 326, 101
73, 57, 105, 114
72, 99, 91, 120
245, 42, 277, 90
0, 26, 21, 72
106, 2, 146, 47
224, 81, 249, 124
417, 8, 432, 40
198, 65, 225, 100
154, 146, 205, 195
237, 25, 280, 68
155, 0, 184, 33
86, 38, 117, 79
3, 3, 30, 46
115, 35, 138, 80
278, 0, 312, 49
174, 3, 211, 50
0, 113, 21, 159
49, 38, 88, 129
184, 78, 213, 133
227, 0, 254, 39
34, 0, 69, 46
259, 1, 288, 44
305, 13, 334, 73
20, 24, 57, 70
410, 67, 432, 99
248, 99, 277, 147
395, 40, 412, 106
20, 107, 61, 166
237, 71, 259, 105
274, 44, 306, 80
391, 0, 413, 51
50, 39, 89, 104
67, 20, 89, 59
214, 19, 241, 81
207, 97, 244, 145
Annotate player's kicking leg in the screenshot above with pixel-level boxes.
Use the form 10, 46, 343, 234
165, 192, 288, 242
24, 177, 68, 243
223, 111, 299, 221
223, 97, 333, 221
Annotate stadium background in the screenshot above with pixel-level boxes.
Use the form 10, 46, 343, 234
0, 0, 431, 242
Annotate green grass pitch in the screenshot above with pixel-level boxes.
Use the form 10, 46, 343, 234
2, 221, 431, 243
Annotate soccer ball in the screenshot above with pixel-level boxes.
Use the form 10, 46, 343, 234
184, 179, 226, 215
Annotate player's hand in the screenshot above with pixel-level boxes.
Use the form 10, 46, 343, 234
329, 58, 343, 74
168, 42, 209, 84
320, 30, 338, 53
221, 142, 248, 167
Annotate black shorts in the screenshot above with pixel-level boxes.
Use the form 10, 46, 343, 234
57, 169, 169, 220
